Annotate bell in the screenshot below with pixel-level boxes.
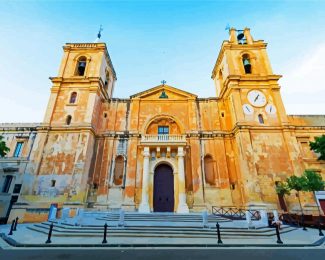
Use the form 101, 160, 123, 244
237, 32, 245, 41
79, 61, 86, 68
243, 59, 250, 66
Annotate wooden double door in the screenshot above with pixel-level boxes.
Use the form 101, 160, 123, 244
153, 164, 174, 212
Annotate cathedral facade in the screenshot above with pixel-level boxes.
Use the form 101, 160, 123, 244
1, 28, 325, 222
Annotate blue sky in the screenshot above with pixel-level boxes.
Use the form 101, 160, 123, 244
0, 0, 325, 122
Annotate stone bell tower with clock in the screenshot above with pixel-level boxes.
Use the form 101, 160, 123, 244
211, 27, 288, 128
211, 28, 301, 208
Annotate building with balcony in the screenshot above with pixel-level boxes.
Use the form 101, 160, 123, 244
0, 123, 37, 223
1, 29, 325, 223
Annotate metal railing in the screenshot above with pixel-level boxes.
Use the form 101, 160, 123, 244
212, 206, 261, 220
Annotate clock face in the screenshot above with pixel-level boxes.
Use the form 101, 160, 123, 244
247, 90, 267, 107
265, 104, 277, 114
242, 104, 254, 115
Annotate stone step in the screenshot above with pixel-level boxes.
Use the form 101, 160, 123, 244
27, 222, 296, 239
97, 215, 226, 219
27, 226, 296, 239
95, 217, 230, 223
89, 213, 231, 222
85, 212, 226, 218
42, 221, 295, 233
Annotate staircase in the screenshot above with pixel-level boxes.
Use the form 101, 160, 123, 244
96, 212, 230, 224
26, 212, 297, 240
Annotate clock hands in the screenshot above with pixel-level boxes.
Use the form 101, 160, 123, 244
246, 106, 250, 112
248, 90, 266, 107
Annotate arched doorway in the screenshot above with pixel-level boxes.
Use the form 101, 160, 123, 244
153, 164, 174, 212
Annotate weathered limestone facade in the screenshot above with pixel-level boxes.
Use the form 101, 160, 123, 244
1, 28, 325, 223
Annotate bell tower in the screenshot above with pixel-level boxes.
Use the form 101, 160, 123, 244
211, 28, 288, 128
211, 28, 301, 207
43, 42, 116, 127
29, 40, 117, 206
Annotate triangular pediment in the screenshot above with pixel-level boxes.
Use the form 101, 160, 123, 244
130, 84, 197, 100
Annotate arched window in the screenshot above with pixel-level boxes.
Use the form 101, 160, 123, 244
69, 92, 77, 104
217, 70, 223, 96
105, 70, 110, 89
218, 70, 223, 82
75, 56, 87, 76
66, 115, 72, 125
258, 114, 264, 124
113, 155, 124, 186
242, 54, 251, 74
204, 155, 215, 185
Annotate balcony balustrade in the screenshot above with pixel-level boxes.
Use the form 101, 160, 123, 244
141, 134, 186, 145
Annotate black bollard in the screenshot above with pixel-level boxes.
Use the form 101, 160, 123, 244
318, 221, 324, 236
301, 214, 307, 231
102, 223, 108, 244
8, 219, 16, 235
216, 222, 223, 244
13, 217, 19, 231
275, 224, 283, 244
45, 223, 54, 244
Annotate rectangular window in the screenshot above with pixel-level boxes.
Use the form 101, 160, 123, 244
2, 175, 13, 193
158, 126, 169, 135
13, 184, 22, 194
13, 142, 23, 157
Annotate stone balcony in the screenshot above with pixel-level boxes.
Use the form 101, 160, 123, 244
141, 134, 186, 146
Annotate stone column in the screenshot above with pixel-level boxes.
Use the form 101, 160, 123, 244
138, 147, 150, 213
177, 146, 189, 213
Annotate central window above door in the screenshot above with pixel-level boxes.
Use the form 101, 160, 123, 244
158, 126, 169, 135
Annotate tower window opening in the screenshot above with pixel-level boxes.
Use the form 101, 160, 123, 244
258, 114, 264, 124
105, 70, 110, 90
69, 92, 77, 104
66, 115, 72, 125
242, 54, 252, 74
76, 56, 87, 76
237, 30, 247, 45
